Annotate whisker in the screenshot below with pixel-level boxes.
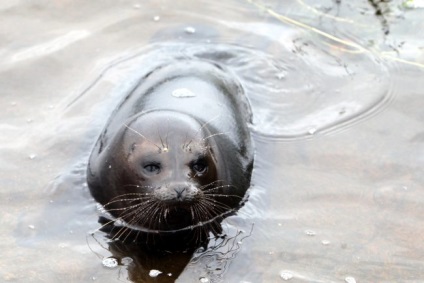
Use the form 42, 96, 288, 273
202, 132, 230, 141
194, 114, 221, 138
123, 123, 162, 150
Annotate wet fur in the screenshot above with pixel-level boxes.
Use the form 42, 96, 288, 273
87, 60, 253, 248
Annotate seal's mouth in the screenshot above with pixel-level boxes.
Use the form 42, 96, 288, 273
163, 207, 192, 229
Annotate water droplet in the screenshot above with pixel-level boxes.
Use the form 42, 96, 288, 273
153, 15, 160, 21
172, 88, 196, 98
28, 225, 35, 230
345, 276, 356, 283
305, 230, 316, 236
28, 154, 37, 160
280, 271, 293, 280
102, 257, 118, 268
185, 26, 196, 34
149, 269, 162, 277
199, 277, 209, 283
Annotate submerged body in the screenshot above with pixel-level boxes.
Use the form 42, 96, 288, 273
87, 60, 253, 237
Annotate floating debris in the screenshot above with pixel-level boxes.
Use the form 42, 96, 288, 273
199, 277, 209, 283
133, 4, 141, 9
153, 15, 160, 21
28, 154, 37, 160
402, 0, 424, 8
345, 276, 356, 283
102, 258, 118, 268
28, 225, 35, 230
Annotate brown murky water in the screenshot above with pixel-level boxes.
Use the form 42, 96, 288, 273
1, 0, 423, 282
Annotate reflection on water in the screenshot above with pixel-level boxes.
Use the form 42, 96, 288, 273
0, 0, 423, 282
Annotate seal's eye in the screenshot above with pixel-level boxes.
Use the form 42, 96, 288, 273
143, 163, 161, 174
192, 160, 208, 174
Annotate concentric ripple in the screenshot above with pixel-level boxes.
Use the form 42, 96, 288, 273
73, 36, 393, 142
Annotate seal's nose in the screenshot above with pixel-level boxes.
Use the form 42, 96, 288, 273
174, 186, 186, 200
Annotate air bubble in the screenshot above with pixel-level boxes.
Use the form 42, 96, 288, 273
149, 269, 162, 277
102, 257, 118, 268
307, 128, 317, 135
280, 271, 293, 280
185, 26, 196, 34
305, 230, 316, 236
321, 240, 331, 245
275, 72, 286, 79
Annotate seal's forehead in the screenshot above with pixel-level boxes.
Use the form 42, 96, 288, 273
126, 111, 205, 138
122, 120, 208, 151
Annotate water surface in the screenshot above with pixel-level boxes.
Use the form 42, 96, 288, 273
1, 0, 423, 282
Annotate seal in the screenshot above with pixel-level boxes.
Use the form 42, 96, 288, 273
87, 60, 253, 242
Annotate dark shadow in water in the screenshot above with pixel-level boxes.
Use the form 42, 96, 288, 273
97, 216, 222, 282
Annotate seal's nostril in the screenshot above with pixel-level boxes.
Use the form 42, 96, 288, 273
174, 187, 186, 199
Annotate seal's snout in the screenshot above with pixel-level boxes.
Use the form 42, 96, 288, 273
168, 182, 198, 202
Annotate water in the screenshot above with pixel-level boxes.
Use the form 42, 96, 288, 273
1, 0, 423, 282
